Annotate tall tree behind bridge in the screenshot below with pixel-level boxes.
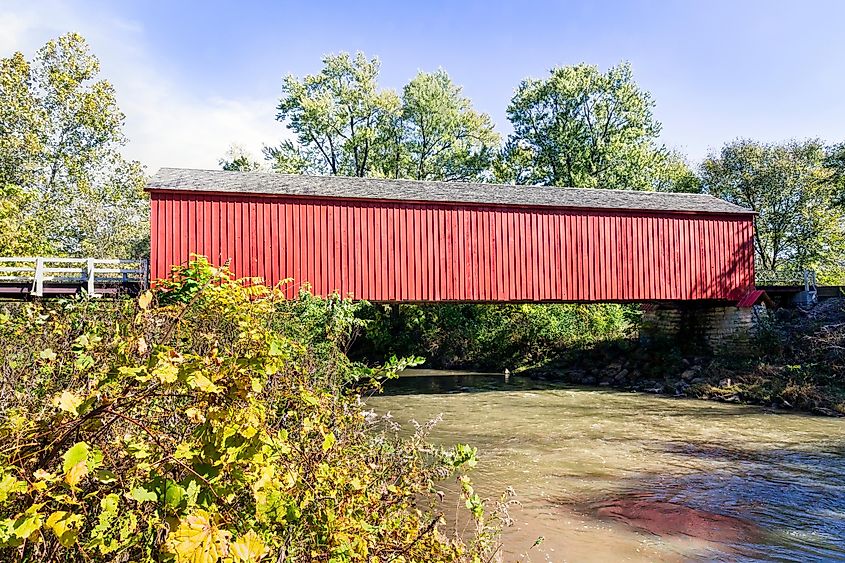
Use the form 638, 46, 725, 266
701, 139, 845, 283
497, 62, 696, 191
374, 69, 499, 181
267, 53, 499, 181
0, 33, 148, 258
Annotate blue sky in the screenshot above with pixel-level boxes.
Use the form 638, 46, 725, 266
3, 0, 844, 173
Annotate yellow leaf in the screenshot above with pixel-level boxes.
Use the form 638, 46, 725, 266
185, 407, 206, 424
321, 432, 336, 452
165, 510, 231, 563
138, 290, 153, 310
52, 391, 82, 415
229, 530, 267, 562
46, 511, 82, 547
154, 362, 179, 384
65, 461, 87, 488
189, 373, 220, 394
62, 442, 89, 488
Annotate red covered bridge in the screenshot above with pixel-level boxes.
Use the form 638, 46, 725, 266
146, 168, 755, 303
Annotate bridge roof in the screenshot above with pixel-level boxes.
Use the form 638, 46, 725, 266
148, 167, 753, 215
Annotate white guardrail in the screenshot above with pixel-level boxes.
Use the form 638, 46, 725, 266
0, 257, 148, 297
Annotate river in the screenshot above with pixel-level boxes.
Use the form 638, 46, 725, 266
365, 370, 845, 562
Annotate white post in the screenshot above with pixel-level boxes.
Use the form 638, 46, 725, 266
87, 257, 96, 297
33, 257, 44, 297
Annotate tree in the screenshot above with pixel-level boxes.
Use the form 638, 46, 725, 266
378, 70, 499, 181
701, 139, 845, 283
219, 143, 262, 171
274, 52, 400, 177
826, 142, 845, 206
0, 33, 148, 258
500, 61, 684, 191
270, 56, 499, 182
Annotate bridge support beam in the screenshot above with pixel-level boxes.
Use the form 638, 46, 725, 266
640, 303, 757, 353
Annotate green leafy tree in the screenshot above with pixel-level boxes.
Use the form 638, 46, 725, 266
499, 61, 685, 191
826, 142, 845, 206
270, 55, 499, 182
273, 52, 400, 177
701, 139, 845, 283
375, 70, 499, 181
0, 33, 148, 258
262, 140, 324, 175
218, 143, 262, 171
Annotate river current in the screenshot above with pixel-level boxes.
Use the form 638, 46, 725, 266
365, 370, 845, 562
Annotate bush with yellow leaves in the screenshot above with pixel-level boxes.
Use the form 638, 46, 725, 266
0, 257, 501, 562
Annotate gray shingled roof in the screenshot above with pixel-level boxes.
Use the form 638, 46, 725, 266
147, 168, 753, 215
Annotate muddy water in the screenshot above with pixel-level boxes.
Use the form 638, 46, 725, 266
365, 371, 845, 562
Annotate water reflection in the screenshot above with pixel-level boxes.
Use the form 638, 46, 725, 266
366, 371, 845, 562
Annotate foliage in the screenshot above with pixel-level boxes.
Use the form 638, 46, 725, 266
274, 52, 399, 177
0, 33, 148, 258
0, 258, 501, 562
218, 144, 262, 172
498, 61, 691, 191
374, 70, 499, 181
827, 142, 845, 206
701, 139, 845, 284
356, 302, 635, 370
268, 53, 499, 182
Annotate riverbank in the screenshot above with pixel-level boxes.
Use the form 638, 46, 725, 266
524, 298, 845, 416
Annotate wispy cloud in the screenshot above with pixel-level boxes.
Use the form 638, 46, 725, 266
0, 1, 282, 174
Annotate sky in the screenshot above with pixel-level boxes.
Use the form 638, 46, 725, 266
2, 0, 844, 175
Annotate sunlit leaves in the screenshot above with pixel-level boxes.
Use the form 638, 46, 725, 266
0, 473, 27, 502
52, 391, 82, 415
0, 257, 493, 561
500, 61, 686, 191
138, 290, 153, 310
228, 530, 268, 562
270, 53, 498, 181
165, 510, 230, 563
45, 511, 82, 547
321, 431, 336, 452
62, 442, 90, 488
701, 139, 845, 283
128, 486, 157, 504
0, 32, 149, 257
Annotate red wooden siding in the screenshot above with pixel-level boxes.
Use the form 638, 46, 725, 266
149, 191, 755, 302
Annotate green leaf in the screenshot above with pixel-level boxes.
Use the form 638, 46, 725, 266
321, 432, 336, 452
165, 481, 185, 508
62, 442, 90, 487
129, 485, 157, 503
0, 474, 27, 502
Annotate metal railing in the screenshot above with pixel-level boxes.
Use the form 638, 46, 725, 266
0, 257, 149, 297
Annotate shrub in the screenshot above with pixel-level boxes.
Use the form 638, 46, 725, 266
0, 258, 499, 562
356, 302, 637, 370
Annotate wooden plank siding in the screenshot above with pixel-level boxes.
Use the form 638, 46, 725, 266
149, 191, 755, 303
